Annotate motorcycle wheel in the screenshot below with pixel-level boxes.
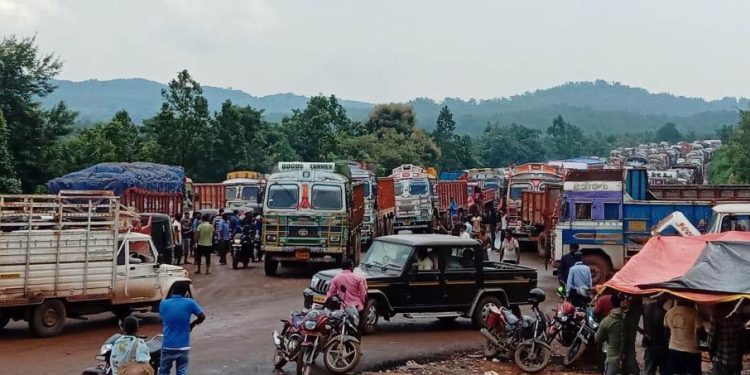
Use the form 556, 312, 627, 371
323, 339, 361, 374
273, 348, 287, 369
296, 348, 313, 375
514, 339, 550, 373
232, 253, 239, 270
563, 336, 587, 366
558, 328, 576, 347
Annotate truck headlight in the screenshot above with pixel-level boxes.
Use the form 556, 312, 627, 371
266, 234, 277, 242
330, 235, 341, 243
363, 216, 371, 223
420, 208, 429, 216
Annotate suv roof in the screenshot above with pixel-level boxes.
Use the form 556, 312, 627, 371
375, 234, 479, 247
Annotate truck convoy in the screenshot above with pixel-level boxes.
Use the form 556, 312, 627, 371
262, 162, 365, 275
0, 193, 191, 337
551, 168, 750, 283
390, 165, 436, 233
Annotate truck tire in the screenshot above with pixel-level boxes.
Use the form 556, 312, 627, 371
30, 299, 66, 337
264, 257, 278, 276
112, 306, 133, 321
472, 295, 502, 329
536, 233, 549, 258
583, 254, 613, 285
362, 298, 379, 335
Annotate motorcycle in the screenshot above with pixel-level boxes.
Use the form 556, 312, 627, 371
563, 307, 599, 366
81, 332, 163, 375
295, 297, 362, 375
481, 288, 551, 373
231, 230, 253, 269
272, 309, 307, 371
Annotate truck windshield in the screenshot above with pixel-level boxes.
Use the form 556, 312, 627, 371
395, 182, 404, 196
484, 181, 499, 190
509, 184, 530, 200
241, 186, 260, 202
312, 185, 343, 210
409, 180, 429, 196
225, 186, 238, 200
267, 184, 299, 209
363, 181, 371, 198
362, 240, 412, 271
719, 214, 750, 232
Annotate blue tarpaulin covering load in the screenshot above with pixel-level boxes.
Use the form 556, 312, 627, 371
48, 162, 185, 196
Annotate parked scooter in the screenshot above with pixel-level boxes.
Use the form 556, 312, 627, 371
81, 331, 163, 375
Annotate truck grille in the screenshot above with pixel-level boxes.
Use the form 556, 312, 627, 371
288, 226, 319, 238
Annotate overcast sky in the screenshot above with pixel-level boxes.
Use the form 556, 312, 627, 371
2, 0, 749, 103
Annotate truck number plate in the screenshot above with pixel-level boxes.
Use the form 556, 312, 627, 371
296, 250, 310, 260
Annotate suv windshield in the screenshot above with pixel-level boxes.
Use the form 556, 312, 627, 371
312, 185, 343, 210
409, 180, 429, 196
241, 186, 260, 202
267, 184, 299, 209
362, 240, 413, 270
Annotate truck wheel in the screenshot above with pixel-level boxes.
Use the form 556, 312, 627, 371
112, 306, 133, 321
472, 296, 502, 329
362, 298, 379, 335
536, 233, 549, 258
264, 257, 278, 276
30, 300, 66, 337
583, 254, 613, 285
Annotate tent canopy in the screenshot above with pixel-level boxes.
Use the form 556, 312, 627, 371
604, 231, 750, 303
48, 162, 185, 196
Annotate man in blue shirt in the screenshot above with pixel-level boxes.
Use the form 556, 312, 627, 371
449, 198, 458, 222
558, 243, 580, 285
218, 213, 231, 265
159, 282, 206, 375
566, 251, 592, 308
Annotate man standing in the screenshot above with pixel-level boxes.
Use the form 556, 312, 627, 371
212, 208, 225, 254
180, 212, 193, 265
558, 243, 579, 286
218, 213, 230, 265
194, 214, 213, 275
595, 293, 624, 375
326, 260, 367, 311
642, 297, 669, 375
500, 231, 520, 264
449, 198, 458, 223
565, 251, 592, 308
664, 299, 703, 375
159, 282, 205, 375
463, 217, 473, 237
172, 213, 183, 266
708, 302, 744, 375
229, 210, 241, 236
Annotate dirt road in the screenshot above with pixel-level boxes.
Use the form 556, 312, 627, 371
0, 251, 559, 374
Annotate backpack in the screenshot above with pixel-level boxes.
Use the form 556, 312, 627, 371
119, 338, 154, 375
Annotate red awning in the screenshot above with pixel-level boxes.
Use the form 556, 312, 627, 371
604, 231, 750, 302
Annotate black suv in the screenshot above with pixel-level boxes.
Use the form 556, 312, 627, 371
303, 234, 538, 333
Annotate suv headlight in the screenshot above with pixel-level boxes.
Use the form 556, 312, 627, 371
310, 276, 319, 289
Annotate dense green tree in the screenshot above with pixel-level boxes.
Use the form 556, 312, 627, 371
655, 122, 682, 143
710, 110, 750, 183
546, 115, 585, 159
62, 110, 142, 171
716, 124, 735, 143
282, 95, 351, 162
141, 70, 210, 178
0, 35, 76, 191
481, 123, 547, 167
0, 113, 21, 193
364, 103, 417, 135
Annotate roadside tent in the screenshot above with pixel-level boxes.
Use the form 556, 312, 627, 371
604, 231, 750, 302
641, 240, 750, 303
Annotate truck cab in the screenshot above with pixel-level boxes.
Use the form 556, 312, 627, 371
262, 162, 363, 276
223, 171, 264, 214
391, 164, 435, 233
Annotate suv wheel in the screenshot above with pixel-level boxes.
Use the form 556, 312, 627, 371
362, 298, 379, 334
472, 295, 502, 329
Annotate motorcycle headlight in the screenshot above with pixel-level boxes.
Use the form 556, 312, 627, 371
100, 344, 113, 355
304, 320, 317, 330
234, 239, 241, 244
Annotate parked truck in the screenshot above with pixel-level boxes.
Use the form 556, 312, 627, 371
223, 171, 264, 214
345, 161, 396, 246
47, 162, 188, 217
0, 193, 191, 337
550, 169, 745, 283
506, 163, 563, 245
390, 164, 436, 233
262, 162, 365, 276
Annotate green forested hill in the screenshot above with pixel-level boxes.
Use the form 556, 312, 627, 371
42, 78, 746, 135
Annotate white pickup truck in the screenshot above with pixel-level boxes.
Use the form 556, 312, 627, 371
652, 203, 750, 236
0, 193, 191, 337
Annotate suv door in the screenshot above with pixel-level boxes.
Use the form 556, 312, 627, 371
123, 238, 160, 300
441, 245, 481, 310
401, 246, 444, 310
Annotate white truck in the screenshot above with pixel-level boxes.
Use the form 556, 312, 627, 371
652, 203, 750, 236
0, 193, 191, 337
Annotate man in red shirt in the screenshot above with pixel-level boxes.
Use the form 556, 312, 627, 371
326, 260, 368, 311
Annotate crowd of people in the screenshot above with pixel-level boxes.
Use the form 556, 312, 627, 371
557, 245, 748, 375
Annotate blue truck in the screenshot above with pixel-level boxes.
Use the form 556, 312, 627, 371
552, 168, 718, 283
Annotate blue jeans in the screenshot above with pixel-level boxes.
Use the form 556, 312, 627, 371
159, 349, 189, 375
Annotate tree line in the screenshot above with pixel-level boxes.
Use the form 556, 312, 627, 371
0, 35, 719, 193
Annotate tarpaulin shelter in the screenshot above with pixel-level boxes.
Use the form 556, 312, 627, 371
604, 231, 750, 303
